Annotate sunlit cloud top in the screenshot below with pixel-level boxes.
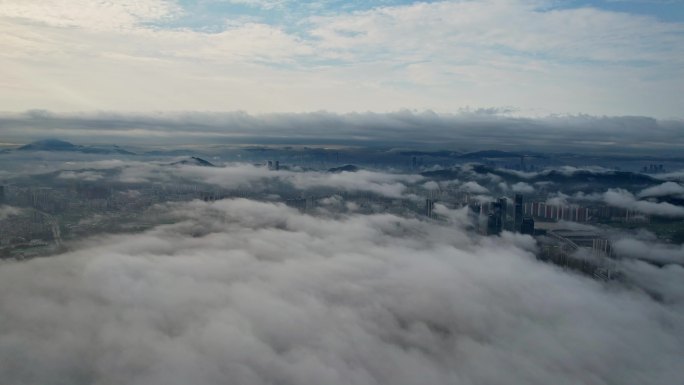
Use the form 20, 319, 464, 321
1, 0, 683, 117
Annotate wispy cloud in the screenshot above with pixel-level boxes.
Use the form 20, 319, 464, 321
0, 0, 682, 115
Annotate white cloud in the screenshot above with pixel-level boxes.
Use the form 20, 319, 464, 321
511, 181, 535, 194
0, 205, 22, 220
0, 198, 682, 384
0, 0, 682, 115
0, 0, 180, 30
613, 237, 684, 265
222, 0, 289, 9
461, 181, 489, 194
422, 181, 439, 191
310, 0, 683, 63
604, 188, 684, 217
546, 193, 569, 206
57, 170, 104, 181
10, 159, 422, 199
638, 182, 684, 198
172, 164, 422, 198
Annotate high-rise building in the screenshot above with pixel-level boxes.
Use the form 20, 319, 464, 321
425, 198, 435, 218
487, 213, 502, 235
468, 203, 481, 231
275, 161, 280, 171
498, 197, 507, 230
521, 216, 535, 235
514, 194, 523, 232
0, 185, 5, 205
488, 201, 503, 235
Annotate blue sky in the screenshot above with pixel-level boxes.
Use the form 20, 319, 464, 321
162, 0, 684, 33
167, 0, 684, 26
0, 0, 682, 117
562, 0, 684, 22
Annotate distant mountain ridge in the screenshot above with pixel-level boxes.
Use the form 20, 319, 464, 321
170, 157, 216, 167
457, 150, 525, 159
18, 139, 135, 155
328, 165, 359, 173
423, 164, 656, 183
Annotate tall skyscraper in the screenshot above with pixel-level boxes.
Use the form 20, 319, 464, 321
514, 194, 523, 232
425, 198, 435, 218
488, 201, 503, 235
0, 185, 5, 205
521, 216, 535, 235
498, 197, 507, 230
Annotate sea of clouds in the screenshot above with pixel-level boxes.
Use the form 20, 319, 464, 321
1, 199, 682, 384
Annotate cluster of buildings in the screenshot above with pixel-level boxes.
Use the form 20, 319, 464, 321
523, 202, 590, 222
422, 191, 618, 280
1, 177, 427, 258
642, 164, 665, 173
0, 182, 212, 256
522, 201, 648, 223
266, 160, 280, 171
0, 171, 655, 279
425, 193, 535, 236
484, 194, 535, 236
463, 194, 535, 236
537, 226, 617, 280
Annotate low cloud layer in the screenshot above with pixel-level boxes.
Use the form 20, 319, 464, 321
638, 182, 684, 199
1, 111, 683, 154
0, 205, 22, 220
173, 165, 422, 199
604, 189, 684, 217
613, 237, 684, 265
57, 170, 104, 181
0, 156, 424, 200
511, 182, 535, 194
460, 181, 489, 194
554, 187, 684, 218
1, 199, 682, 384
